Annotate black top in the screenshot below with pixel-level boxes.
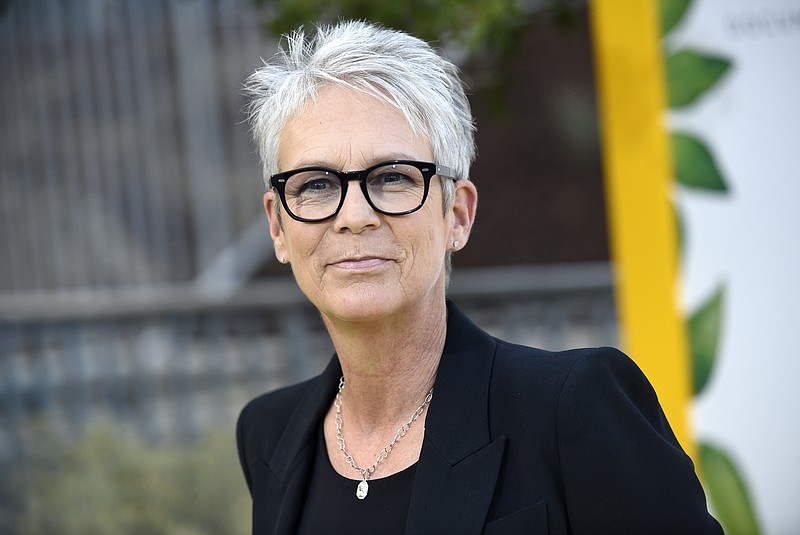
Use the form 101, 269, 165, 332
295, 423, 416, 535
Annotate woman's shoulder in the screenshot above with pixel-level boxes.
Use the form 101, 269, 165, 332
489, 339, 658, 414
236, 374, 327, 479
239, 376, 319, 429
492, 338, 639, 382
489, 338, 671, 442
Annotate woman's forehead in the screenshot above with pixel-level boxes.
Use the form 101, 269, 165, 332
278, 86, 432, 171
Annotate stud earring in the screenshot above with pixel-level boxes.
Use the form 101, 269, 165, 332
452, 240, 460, 248
279, 255, 286, 264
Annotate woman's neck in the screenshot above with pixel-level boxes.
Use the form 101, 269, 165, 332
322, 296, 447, 432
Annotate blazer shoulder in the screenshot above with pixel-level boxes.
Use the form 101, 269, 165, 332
490, 342, 662, 433
489, 341, 637, 418
554, 347, 722, 533
489, 341, 721, 533
492, 339, 632, 383
556, 346, 664, 425
236, 355, 342, 497
238, 377, 317, 443
495, 339, 629, 366
236, 377, 319, 487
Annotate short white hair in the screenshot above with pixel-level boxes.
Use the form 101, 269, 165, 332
244, 20, 476, 197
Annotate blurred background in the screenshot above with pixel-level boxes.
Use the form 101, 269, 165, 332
0, 1, 614, 533
3, 0, 798, 534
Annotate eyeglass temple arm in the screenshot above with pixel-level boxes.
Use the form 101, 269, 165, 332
435, 164, 458, 180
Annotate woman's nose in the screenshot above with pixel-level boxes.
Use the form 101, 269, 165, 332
332, 182, 381, 233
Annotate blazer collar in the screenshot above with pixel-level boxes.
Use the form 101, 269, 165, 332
405, 300, 505, 534
267, 356, 342, 482
254, 358, 341, 534
424, 300, 497, 462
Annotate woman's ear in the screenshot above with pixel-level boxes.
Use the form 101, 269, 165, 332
449, 179, 478, 250
264, 191, 287, 263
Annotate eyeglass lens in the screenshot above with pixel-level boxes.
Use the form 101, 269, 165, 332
282, 162, 427, 220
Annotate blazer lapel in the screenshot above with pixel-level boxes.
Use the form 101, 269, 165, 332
258, 357, 342, 535
405, 302, 506, 535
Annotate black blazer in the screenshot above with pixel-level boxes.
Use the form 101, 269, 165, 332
237, 301, 722, 534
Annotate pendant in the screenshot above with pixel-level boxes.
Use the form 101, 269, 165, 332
356, 479, 369, 500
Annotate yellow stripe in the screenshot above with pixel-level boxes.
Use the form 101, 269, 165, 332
589, 1, 695, 457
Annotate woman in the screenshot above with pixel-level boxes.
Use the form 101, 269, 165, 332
237, 20, 722, 535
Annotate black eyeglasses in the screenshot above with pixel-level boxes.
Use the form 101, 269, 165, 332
270, 160, 457, 222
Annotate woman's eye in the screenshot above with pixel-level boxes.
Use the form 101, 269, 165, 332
374, 172, 411, 185
304, 179, 330, 190
295, 175, 335, 195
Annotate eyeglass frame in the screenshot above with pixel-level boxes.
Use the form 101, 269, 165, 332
269, 160, 458, 223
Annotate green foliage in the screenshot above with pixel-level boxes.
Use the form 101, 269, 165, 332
659, 0, 691, 36
255, 0, 527, 59
672, 132, 728, 192
699, 442, 762, 535
689, 283, 724, 395
0, 419, 249, 535
250, 0, 581, 114
666, 50, 731, 108
658, 2, 756, 531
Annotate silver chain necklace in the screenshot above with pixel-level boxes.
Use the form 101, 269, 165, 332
334, 375, 434, 500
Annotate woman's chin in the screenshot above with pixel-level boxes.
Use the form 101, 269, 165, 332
297, 266, 447, 326
313, 280, 434, 326
317, 284, 405, 324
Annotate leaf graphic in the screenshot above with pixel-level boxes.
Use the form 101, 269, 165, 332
660, 0, 692, 36
672, 132, 728, 192
674, 202, 685, 258
666, 50, 731, 108
689, 284, 724, 395
699, 442, 762, 535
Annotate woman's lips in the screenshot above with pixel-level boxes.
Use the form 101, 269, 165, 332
330, 257, 388, 270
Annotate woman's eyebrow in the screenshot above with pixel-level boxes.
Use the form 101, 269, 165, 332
287, 153, 421, 171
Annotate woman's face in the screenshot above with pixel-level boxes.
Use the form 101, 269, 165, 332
264, 85, 475, 324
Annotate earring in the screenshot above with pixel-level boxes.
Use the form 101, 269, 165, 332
279, 255, 286, 264
452, 240, 460, 248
